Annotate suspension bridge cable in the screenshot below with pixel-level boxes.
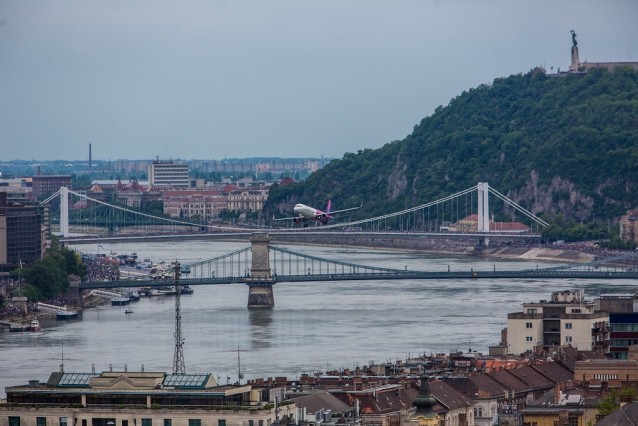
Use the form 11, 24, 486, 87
488, 187, 550, 227
314, 186, 477, 230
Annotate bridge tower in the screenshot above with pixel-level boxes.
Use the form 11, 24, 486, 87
477, 182, 490, 246
247, 233, 275, 308
60, 186, 69, 237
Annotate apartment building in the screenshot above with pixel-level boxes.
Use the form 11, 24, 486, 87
148, 160, 189, 187
0, 193, 44, 266
32, 175, 71, 198
507, 290, 609, 354
2, 370, 293, 426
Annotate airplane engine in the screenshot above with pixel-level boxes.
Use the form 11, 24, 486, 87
320, 213, 327, 219
293, 217, 302, 224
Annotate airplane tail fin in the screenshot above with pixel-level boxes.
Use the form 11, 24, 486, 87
327, 200, 332, 213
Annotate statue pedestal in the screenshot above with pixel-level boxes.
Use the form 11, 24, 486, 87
570, 46, 580, 71
12, 297, 28, 314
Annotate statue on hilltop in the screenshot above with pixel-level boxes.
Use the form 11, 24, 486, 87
571, 30, 577, 47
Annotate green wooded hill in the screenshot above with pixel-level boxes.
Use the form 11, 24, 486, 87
266, 67, 638, 230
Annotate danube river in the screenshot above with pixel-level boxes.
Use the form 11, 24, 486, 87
1, 240, 635, 396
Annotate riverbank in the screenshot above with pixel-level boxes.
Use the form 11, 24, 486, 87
0, 295, 107, 328
265, 237, 598, 264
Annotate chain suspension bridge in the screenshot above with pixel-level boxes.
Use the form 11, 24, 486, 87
75, 232, 638, 308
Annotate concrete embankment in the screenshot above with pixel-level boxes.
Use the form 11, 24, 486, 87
266, 234, 597, 263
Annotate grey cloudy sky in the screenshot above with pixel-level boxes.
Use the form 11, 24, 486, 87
1, 1, 637, 161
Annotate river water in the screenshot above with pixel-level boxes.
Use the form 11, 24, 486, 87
1, 240, 635, 396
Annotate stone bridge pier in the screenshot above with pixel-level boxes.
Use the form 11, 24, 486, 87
247, 233, 275, 308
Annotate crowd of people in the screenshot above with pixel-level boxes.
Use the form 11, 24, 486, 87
83, 256, 120, 282
0, 296, 79, 320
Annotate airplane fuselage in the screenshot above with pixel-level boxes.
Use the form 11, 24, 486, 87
293, 204, 333, 224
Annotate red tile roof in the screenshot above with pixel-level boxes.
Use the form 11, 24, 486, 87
489, 222, 531, 231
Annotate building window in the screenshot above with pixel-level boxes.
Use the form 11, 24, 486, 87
527, 309, 537, 314
37, 418, 46, 426
82, 421, 87, 426
123, 422, 128, 426
164, 421, 171, 426
60, 418, 67, 426
259, 421, 264, 426
526, 336, 533, 342
565, 336, 572, 342
473, 407, 483, 417
526, 322, 532, 328
218, 421, 226, 426
249, 421, 254, 426
565, 323, 572, 329
188, 421, 201, 426
142, 420, 152, 426
571, 308, 581, 313
9, 418, 20, 426
568, 416, 579, 426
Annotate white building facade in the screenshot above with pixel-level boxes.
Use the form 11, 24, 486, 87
148, 160, 189, 187
507, 290, 609, 355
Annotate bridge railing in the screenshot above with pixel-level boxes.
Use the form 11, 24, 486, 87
270, 245, 406, 276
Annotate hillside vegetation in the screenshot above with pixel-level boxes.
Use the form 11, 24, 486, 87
266, 67, 638, 233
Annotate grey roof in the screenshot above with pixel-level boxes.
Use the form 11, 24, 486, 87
592, 402, 638, 426
46, 372, 63, 387
293, 392, 351, 414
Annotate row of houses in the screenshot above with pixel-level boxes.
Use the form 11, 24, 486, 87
82, 181, 271, 220
5, 337, 638, 426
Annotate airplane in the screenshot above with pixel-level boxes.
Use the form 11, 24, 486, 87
273, 201, 362, 227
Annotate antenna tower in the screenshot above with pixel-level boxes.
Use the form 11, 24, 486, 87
172, 261, 186, 374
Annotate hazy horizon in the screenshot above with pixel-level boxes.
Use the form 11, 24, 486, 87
1, 1, 637, 161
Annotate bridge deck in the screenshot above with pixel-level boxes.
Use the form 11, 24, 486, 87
63, 230, 541, 245
79, 270, 638, 289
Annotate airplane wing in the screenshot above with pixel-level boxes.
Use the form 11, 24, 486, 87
272, 214, 304, 221
328, 202, 363, 215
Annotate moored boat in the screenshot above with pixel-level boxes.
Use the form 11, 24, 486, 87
27, 319, 41, 332
150, 287, 172, 296
9, 323, 27, 332
56, 311, 78, 320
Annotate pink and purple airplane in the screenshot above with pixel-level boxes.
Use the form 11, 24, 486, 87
274, 201, 362, 227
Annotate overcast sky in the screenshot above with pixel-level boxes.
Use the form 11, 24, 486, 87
1, 1, 637, 162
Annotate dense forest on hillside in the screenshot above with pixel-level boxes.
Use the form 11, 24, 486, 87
266, 67, 638, 235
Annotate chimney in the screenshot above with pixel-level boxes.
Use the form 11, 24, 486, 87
109, 364, 113, 372
124, 364, 128, 372
141, 364, 144, 372
92, 364, 95, 373
555, 384, 561, 404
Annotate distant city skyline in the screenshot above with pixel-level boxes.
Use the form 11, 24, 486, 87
1, 156, 329, 163
1, 1, 637, 160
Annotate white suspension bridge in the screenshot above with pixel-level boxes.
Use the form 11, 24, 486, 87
44, 182, 548, 246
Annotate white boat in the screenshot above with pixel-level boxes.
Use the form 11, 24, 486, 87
28, 319, 41, 332
125, 308, 134, 314
149, 287, 172, 296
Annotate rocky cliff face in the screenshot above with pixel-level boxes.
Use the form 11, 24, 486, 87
506, 171, 594, 221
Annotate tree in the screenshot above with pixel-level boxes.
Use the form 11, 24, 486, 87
21, 284, 42, 302
49, 234, 60, 251
24, 257, 69, 300
596, 387, 619, 417
61, 247, 87, 278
